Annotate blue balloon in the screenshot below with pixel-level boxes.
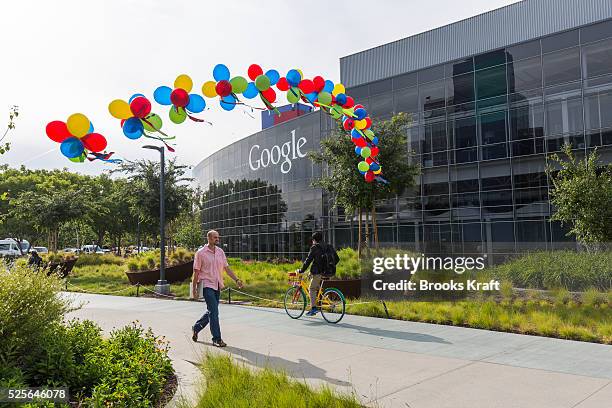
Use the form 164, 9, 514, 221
123, 117, 144, 139
305, 92, 317, 103
154, 86, 172, 106
213, 64, 230, 81
323, 80, 334, 93
220, 94, 236, 111
351, 129, 361, 139
186, 94, 206, 113
372, 137, 379, 145
286, 69, 301, 87
88, 121, 94, 134
354, 108, 367, 120
129, 93, 146, 103
370, 162, 380, 171
60, 137, 84, 158
355, 147, 362, 155
265, 69, 280, 86
243, 82, 258, 99
336, 93, 347, 106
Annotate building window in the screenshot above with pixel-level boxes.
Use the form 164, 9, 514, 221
541, 29, 579, 53
506, 39, 541, 61
393, 86, 418, 114
507, 56, 542, 93
476, 65, 508, 100
475, 49, 506, 70
543, 47, 581, 86
581, 38, 612, 79
446, 72, 475, 106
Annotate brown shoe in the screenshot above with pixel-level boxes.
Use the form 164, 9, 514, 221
192, 327, 198, 342
212, 339, 227, 347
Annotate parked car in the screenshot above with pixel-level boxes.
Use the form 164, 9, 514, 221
81, 245, 102, 254
62, 247, 81, 254
32, 246, 48, 254
0, 239, 23, 257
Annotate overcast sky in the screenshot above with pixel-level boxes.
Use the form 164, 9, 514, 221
0, 0, 520, 175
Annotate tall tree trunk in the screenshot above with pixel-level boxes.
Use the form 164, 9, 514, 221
357, 208, 362, 259
364, 207, 370, 257
372, 201, 379, 249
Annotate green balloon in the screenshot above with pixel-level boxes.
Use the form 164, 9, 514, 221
230, 76, 248, 94
330, 105, 343, 119
143, 113, 163, 132
255, 74, 270, 91
169, 107, 187, 124
287, 87, 301, 103
358, 161, 370, 172
364, 129, 375, 140
69, 153, 85, 163
317, 92, 332, 106
361, 147, 371, 158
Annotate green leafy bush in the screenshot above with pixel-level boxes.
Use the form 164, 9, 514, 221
75, 253, 125, 267
487, 251, 612, 291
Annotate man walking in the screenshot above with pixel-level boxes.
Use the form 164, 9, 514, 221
191, 230, 243, 347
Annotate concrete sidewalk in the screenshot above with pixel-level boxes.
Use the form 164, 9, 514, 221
64, 292, 611, 408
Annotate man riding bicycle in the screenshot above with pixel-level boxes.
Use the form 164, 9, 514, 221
297, 231, 339, 316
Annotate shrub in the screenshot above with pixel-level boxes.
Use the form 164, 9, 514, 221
488, 251, 612, 291
75, 253, 124, 267
0, 263, 71, 365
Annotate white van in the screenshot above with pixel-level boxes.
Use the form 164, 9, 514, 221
0, 239, 26, 257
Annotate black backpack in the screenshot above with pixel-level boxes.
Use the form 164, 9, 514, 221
320, 243, 340, 276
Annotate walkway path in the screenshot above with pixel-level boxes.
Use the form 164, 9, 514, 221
64, 292, 612, 408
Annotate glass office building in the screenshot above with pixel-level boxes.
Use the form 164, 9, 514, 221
194, 1, 612, 261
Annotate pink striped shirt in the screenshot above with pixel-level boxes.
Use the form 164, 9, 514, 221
194, 245, 229, 290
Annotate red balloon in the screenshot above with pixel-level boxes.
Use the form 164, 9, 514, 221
215, 80, 232, 97
366, 157, 373, 164
313, 76, 325, 92
353, 104, 364, 110
81, 133, 107, 153
276, 77, 289, 91
46, 121, 71, 143
130, 96, 151, 118
371, 146, 380, 157
331, 95, 336, 104
248, 64, 263, 81
343, 96, 355, 108
120, 119, 125, 128
364, 117, 372, 128
353, 136, 367, 147
342, 118, 354, 131
262, 87, 277, 103
298, 79, 315, 94
170, 88, 190, 107
364, 171, 375, 183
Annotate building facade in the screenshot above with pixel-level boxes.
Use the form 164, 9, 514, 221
194, 0, 612, 261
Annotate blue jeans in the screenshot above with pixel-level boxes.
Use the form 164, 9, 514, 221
193, 287, 221, 341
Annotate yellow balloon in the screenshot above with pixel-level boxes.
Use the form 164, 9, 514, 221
108, 99, 132, 120
355, 119, 367, 130
332, 83, 346, 96
202, 81, 218, 98
66, 113, 90, 138
174, 74, 193, 93
374, 169, 382, 175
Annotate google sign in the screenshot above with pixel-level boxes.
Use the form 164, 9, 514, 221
249, 129, 307, 174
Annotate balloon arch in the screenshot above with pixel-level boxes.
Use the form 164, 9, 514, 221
45, 64, 385, 183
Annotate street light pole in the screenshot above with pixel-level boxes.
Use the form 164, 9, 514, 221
142, 145, 170, 295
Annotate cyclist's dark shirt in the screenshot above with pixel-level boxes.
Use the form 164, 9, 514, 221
300, 243, 326, 275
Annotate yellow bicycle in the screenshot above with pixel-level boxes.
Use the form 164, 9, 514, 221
284, 271, 346, 323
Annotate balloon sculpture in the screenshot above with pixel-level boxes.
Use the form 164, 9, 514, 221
46, 113, 108, 163
153, 75, 207, 124
46, 63, 386, 183
109, 94, 176, 152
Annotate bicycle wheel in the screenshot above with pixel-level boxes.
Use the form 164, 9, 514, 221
284, 286, 306, 319
319, 288, 346, 324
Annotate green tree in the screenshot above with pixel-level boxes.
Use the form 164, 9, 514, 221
309, 113, 419, 256
0, 106, 18, 156
547, 144, 612, 249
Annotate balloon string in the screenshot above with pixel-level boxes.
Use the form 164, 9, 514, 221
186, 112, 213, 125
259, 93, 280, 115
143, 132, 176, 152
141, 118, 171, 138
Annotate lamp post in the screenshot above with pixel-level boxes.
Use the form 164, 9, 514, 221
142, 145, 170, 295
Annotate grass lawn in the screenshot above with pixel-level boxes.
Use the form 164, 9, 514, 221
177, 353, 362, 408
64, 251, 612, 344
